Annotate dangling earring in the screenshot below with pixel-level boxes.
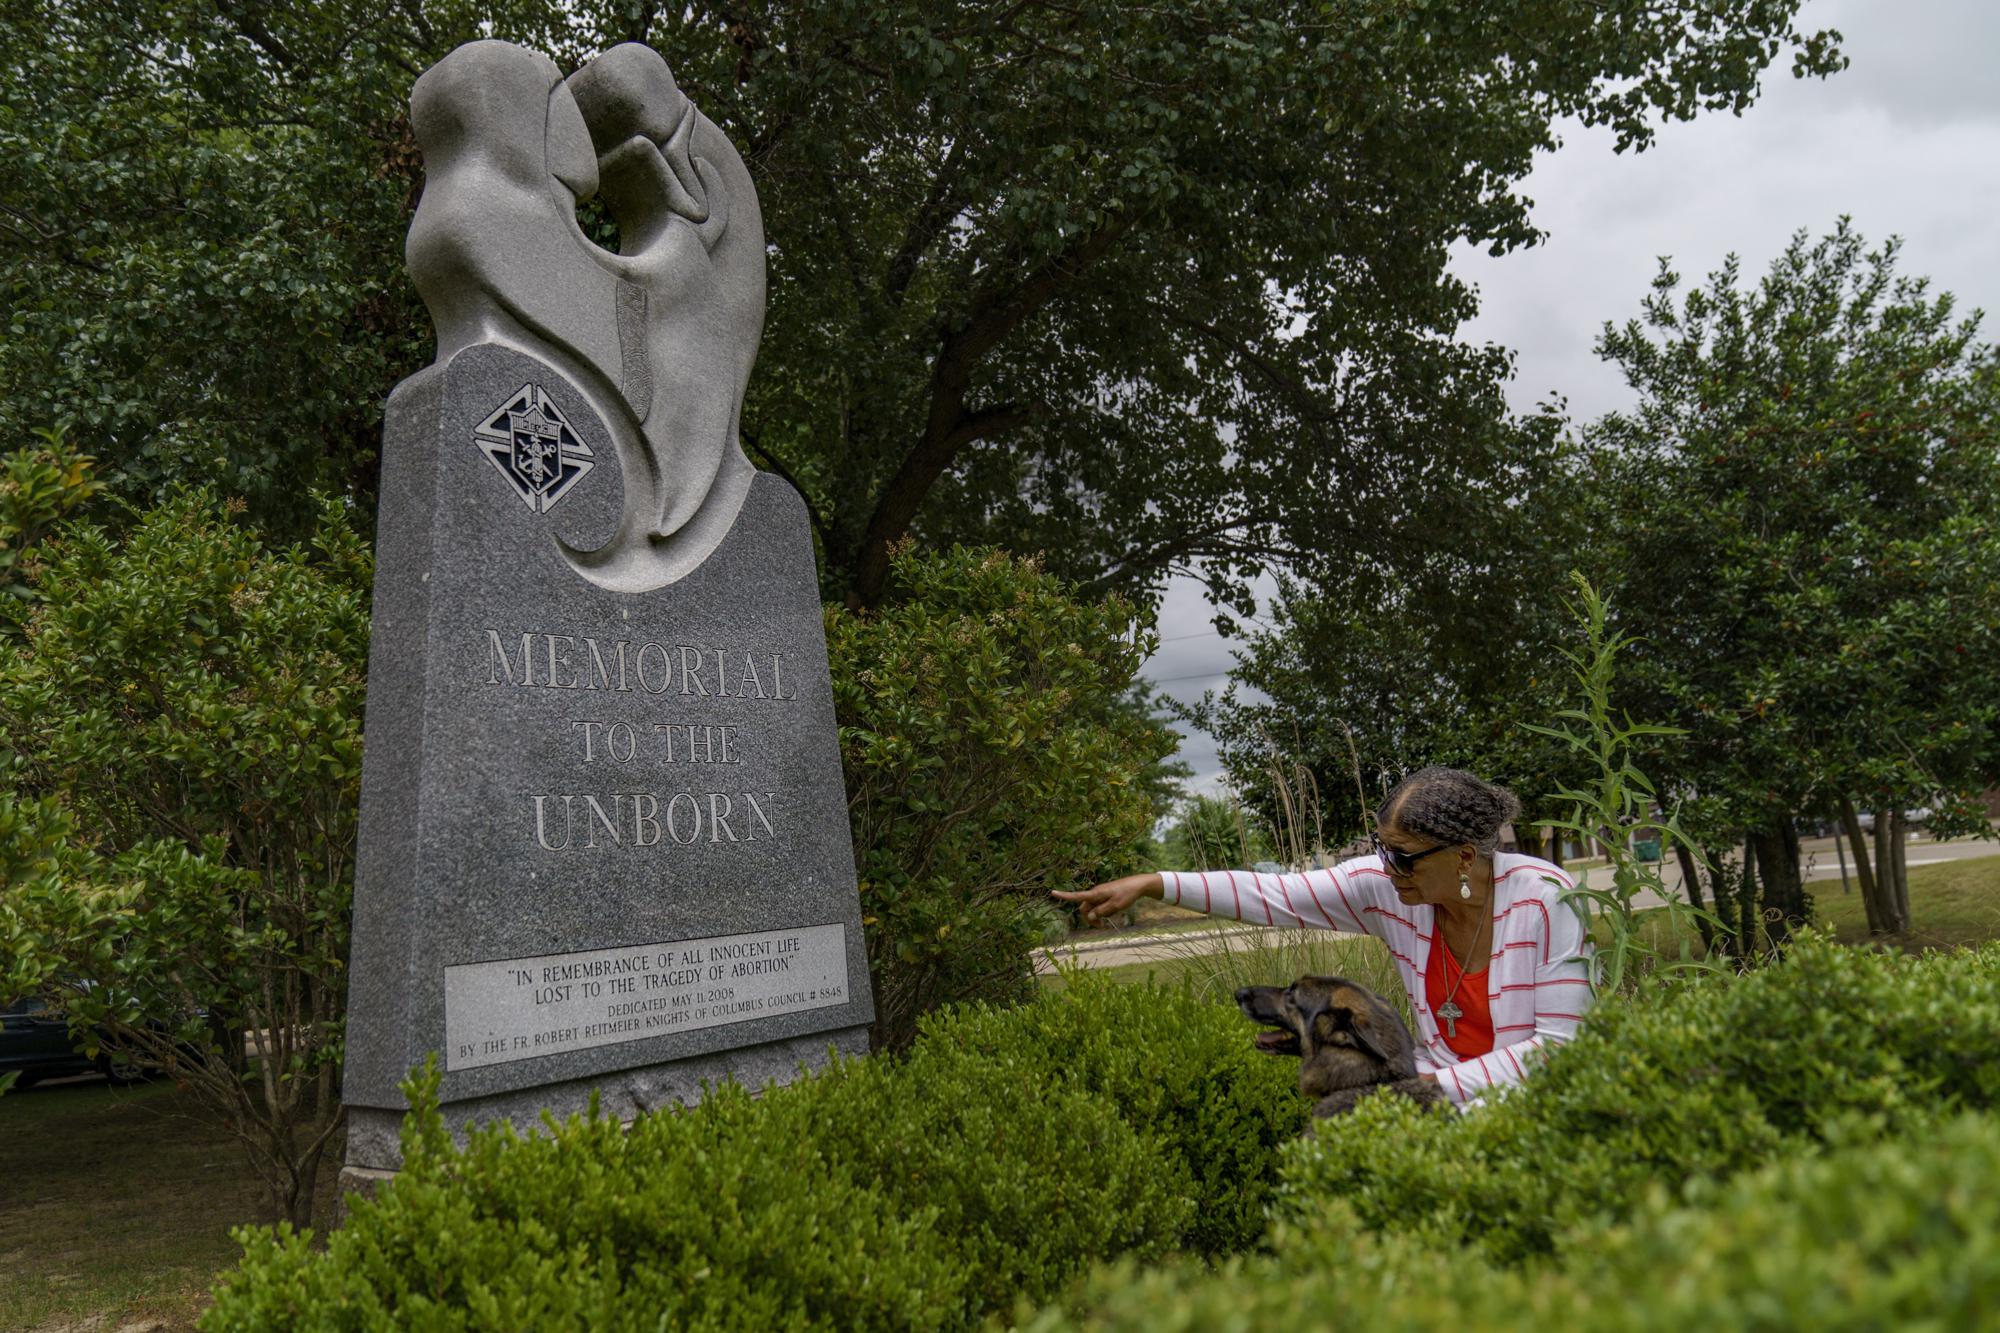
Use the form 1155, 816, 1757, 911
1459, 872, 1472, 901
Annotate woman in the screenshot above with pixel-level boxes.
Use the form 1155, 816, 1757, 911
1054, 766, 1592, 1108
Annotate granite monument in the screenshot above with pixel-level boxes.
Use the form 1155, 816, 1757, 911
341, 39, 873, 1185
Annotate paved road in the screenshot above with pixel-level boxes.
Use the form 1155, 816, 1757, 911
1625, 829, 1998, 898
1036, 832, 2000, 973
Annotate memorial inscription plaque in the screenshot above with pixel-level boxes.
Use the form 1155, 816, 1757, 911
341, 39, 873, 1179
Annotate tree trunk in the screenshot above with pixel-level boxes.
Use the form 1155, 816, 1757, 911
1738, 836, 1760, 953
1750, 824, 1799, 948
1515, 824, 1546, 859
1838, 797, 1886, 934
1752, 828, 1776, 944
846, 217, 1134, 607
1546, 834, 1565, 869
1674, 842, 1716, 953
1871, 807, 1890, 929
1788, 821, 1808, 922
1871, 809, 1909, 934
1890, 809, 1913, 929
288, 1137, 325, 1230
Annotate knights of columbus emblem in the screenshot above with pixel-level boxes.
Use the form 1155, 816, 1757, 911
473, 384, 595, 514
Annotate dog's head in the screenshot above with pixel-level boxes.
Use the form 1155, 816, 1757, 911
1236, 976, 1420, 1097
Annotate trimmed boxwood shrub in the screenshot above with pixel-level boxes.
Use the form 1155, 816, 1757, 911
916, 969, 1310, 1256
202, 975, 1307, 1331
1022, 1107, 2000, 1332
1273, 934, 2000, 1263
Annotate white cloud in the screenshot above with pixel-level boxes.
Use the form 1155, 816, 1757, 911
1809, 0, 2000, 127
1458, 0, 2000, 422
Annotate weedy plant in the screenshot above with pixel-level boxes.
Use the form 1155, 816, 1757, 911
1254, 723, 1333, 870
1522, 575, 1728, 992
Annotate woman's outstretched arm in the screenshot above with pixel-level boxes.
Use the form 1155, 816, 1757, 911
1051, 873, 1163, 924
1056, 864, 1376, 934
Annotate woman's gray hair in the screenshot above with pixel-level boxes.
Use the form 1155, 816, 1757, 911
1377, 766, 1521, 856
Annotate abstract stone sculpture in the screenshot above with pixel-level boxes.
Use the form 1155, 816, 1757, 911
408, 39, 762, 591
341, 40, 873, 1187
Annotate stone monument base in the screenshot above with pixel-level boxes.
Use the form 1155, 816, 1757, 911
339, 1023, 870, 1195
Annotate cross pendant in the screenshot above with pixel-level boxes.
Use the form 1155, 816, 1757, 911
1437, 1000, 1463, 1039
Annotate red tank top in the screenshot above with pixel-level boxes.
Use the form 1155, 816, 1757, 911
1424, 935, 1493, 1059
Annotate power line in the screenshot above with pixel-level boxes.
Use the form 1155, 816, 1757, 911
1148, 667, 1238, 685
1152, 614, 1278, 645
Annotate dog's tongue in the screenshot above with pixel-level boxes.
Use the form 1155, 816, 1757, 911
1254, 1030, 1292, 1051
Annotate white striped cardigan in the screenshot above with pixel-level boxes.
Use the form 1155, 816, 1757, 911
1161, 852, 1593, 1108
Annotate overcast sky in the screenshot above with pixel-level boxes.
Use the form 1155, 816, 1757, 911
1143, 0, 2000, 798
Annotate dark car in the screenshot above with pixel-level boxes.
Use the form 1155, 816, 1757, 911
1, 995, 103, 1088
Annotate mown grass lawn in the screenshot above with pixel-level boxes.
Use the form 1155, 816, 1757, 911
1606, 851, 2000, 959
1812, 852, 2000, 950
1042, 930, 1404, 1005
0, 1076, 341, 1333
1043, 946, 1281, 993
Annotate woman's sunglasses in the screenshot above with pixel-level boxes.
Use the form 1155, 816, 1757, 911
1371, 831, 1452, 876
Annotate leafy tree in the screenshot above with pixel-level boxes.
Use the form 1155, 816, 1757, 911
1588, 222, 2000, 941
1194, 418, 1596, 854
0, 489, 370, 1226
1160, 792, 1275, 872
0, 0, 452, 529
2, 0, 1841, 606
827, 545, 1174, 1049
1117, 682, 1196, 829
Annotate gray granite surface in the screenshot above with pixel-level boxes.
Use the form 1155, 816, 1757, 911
342, 38, 872, 1156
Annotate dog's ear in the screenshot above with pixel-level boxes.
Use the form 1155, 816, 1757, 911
1340, 1005, 1395, 1067
1324, 984, 1400, 1068
1308, 1000, 1393, 1067
1356, 989, 1423, 1078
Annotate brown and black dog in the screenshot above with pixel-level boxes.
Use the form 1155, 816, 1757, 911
1236, 977, 1450, 1117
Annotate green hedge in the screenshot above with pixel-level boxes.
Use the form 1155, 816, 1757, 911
1023, 1107, 2000, 1332
211, 936, 1998, 1331
1275, 934, 2000, 1262
1025, 938, 2000, 1332
203, 976, 1307, 1332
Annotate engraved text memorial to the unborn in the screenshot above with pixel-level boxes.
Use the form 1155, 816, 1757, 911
340, 38, 873, 1180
